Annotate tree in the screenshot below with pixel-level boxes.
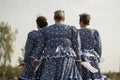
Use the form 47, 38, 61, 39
0, 22, 17, 80
0, 65, 23, 80
18, 47, 25, 65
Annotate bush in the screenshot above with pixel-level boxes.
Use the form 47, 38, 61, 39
0, 65, 23, 80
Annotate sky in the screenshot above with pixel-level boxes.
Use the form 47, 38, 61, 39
0, 0, 120, 72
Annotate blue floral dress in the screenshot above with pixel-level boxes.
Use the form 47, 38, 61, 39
19, 29, 43, 80
78, 28, 104, 80
32, 23, 82, 80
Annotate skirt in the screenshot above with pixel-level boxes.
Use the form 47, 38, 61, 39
35, 57, 82, 80
19, 59, 36, 80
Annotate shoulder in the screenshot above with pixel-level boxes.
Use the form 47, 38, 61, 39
63, 24, 71, 27
28, 30, 38, 38
28, 30, 37, 36
90, 29, 100, 37
85, 28, 99, 34
92, 29, 99, 34
70, 25, 78, 32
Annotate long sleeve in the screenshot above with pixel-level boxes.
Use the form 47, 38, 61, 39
31, 29, 46, 60
94, 30, 102, 57
23, 31, 36, 63
71, 26, 81, 60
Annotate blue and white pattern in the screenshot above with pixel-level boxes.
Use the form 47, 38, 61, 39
19, 29, 43, 80
79, 28, 102, 57
32, 23, 82, 80
78, 28, 104, 80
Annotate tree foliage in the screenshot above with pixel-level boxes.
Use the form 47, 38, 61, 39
18, 48, 25, 65
0, 22, 17, 80
0, 65, 23, 80
0, 22, 17, 66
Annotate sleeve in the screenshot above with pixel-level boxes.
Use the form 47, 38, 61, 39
31, 29, 46, 60
94, 30, 102, 57
71, 26, 81, 61
23, 31, 36, 63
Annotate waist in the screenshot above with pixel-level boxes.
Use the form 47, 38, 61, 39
46, 44, 72, 48
81, 49, 94, 52
41, 55, 76, 60
81, 49, 100, 58
42, 46, 76, 59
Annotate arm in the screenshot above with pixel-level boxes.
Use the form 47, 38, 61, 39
71, 26, 81, 61
94, 30, 102, 58
23, 31, 36, 63
31, 29, 46, 60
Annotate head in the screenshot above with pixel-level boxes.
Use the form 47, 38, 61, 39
54, 10, 65, 23
36, 16, 48, 29
79, 13, 91, 28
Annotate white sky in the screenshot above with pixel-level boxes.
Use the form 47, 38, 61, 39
0, 0, 120, 72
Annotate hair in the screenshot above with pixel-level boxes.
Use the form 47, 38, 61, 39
36, 16, 48, 28
79, 13, 91, 25
54, 10, 65, 21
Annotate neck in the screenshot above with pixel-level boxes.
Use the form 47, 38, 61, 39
55, 22, 64, 24
37, 27, 41, 30
81, 26, 87, 29
80, 23, 87, 29
55, 20, 64, 24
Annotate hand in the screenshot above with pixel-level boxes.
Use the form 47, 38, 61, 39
32, 59, 39, 66
18, 62, 26, 67
75, 60, 81, 67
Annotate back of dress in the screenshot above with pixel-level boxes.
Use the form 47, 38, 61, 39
42, 23, 79, 58
78, 28, 102, 57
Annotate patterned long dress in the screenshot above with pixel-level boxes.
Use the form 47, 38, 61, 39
32, 23, 82, 80
19, 29, 43, 80
78, 28, 104, 80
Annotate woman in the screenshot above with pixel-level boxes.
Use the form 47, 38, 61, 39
32, 10, 82, 80
18, 16, 48, 80
78, 13, 108, 80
